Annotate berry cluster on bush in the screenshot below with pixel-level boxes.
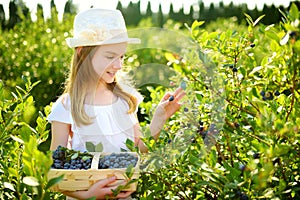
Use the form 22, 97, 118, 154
260, 90, 282, 101
98, 153, 138, 169
51, 146, 93, 170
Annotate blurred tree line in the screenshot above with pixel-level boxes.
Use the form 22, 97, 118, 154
1, 0, 300, 30
0, 0, 76, 30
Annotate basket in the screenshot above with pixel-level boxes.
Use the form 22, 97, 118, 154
47, 152, 140, 192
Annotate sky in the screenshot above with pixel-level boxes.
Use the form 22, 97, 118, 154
0, 0, 294, 20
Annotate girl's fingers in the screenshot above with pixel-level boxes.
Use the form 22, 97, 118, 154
116, 190, 134, 198
162, 92, 172, 102
95, 176, 117, 188
173, 87, 184, 97
175, 90, 186, 101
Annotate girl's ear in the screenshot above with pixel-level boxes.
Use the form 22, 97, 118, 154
76, 46, 83, 56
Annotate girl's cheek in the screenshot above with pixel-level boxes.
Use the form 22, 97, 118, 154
94, 68, 105, 77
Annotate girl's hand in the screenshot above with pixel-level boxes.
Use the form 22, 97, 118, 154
63, 176, 133, 199
150, 87, 186, 137
158, 87, 186, 120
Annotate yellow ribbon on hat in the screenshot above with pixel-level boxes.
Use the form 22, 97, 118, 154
78, 25, 113, 42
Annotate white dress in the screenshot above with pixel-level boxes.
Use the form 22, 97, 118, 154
47, 88, 143, 153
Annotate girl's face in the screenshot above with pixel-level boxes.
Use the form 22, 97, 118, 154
91, 42, 127, 85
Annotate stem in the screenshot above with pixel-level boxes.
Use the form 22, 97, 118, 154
215, 142, 226, 163
285, 61, 298, 122
224, 132, 234, 167
247, 97, 261, 114
225, 97, 257, 116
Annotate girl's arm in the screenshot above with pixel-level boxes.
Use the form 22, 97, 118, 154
50, 121, 71, 150
134, 123, 148, 153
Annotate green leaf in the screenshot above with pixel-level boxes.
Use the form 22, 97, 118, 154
164, 52, 176, 62
8, 168, 19, 178
45, 175, 64, 189
85, 142, 95, 152
289, 3, 299, 21
280, 33, 289, 45
10, 135, 24, 144
253, 15, 265, 27
265, 31, 280, 42
23, 176, 40, 187
4, 182, 15, 192
294, 40, 300, 54
249, 66, 263, 76
125, 139, 135, 151
71, 152, 78, 160
95, 142, 103, 152
125, 164, 134, 179
244, 13, 253, 25
82, 156, 91, 161
191, 20, 205, 32
86, 197, 96, 200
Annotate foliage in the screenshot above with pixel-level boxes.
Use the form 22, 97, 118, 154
0, 8, 74, 121
134, 4, 300, 199
0, 78, 63, 199
0, 2, 299, 200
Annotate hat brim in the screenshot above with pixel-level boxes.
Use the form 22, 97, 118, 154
66, 37, 140, 48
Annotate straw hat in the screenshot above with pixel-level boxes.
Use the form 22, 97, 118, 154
66, 8, 140, 48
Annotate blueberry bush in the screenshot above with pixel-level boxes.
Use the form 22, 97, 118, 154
134, 4, 300, 199
0, 78, 63, 199
0, 3, 299, 200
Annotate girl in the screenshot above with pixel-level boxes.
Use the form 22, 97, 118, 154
48, 8, 185, 199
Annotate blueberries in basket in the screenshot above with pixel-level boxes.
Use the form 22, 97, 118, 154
98, 153, 138, 169
51, 146, 93, 170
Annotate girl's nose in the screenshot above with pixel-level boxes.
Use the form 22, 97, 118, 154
112, 57, 123, 69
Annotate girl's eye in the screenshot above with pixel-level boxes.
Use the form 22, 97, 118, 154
106, 56, 115, 59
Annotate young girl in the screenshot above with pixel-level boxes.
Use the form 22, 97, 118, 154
48, 8, 185, 199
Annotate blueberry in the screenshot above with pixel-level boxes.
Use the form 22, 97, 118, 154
169, 95, 174, 101
201, 131, 207, 139
198, 126, 204, 132
262, 96, 267, 101
184, 107, 189, 112
250, 43, 255, 48
260, 91, 265, 96
265, 92, 273, 100
180, 81, 187, 90
64, 163, 70, 168
240, 193, 249, 200
234, 122, 240, 128
54, 163, 63, 169
232, 67, 238, 72
274, 90, 280, 96
253, 152, 260, 159
289, 31, 296, 38
239, 164, 246, 171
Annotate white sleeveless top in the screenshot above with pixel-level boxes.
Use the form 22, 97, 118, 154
47, 88, 143, 153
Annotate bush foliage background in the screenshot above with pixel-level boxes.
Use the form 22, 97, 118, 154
0, 1, 299, 200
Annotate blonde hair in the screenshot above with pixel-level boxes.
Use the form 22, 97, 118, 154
63, 46, 137, 126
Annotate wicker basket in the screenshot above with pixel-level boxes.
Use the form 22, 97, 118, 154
47, 152, 140, 192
